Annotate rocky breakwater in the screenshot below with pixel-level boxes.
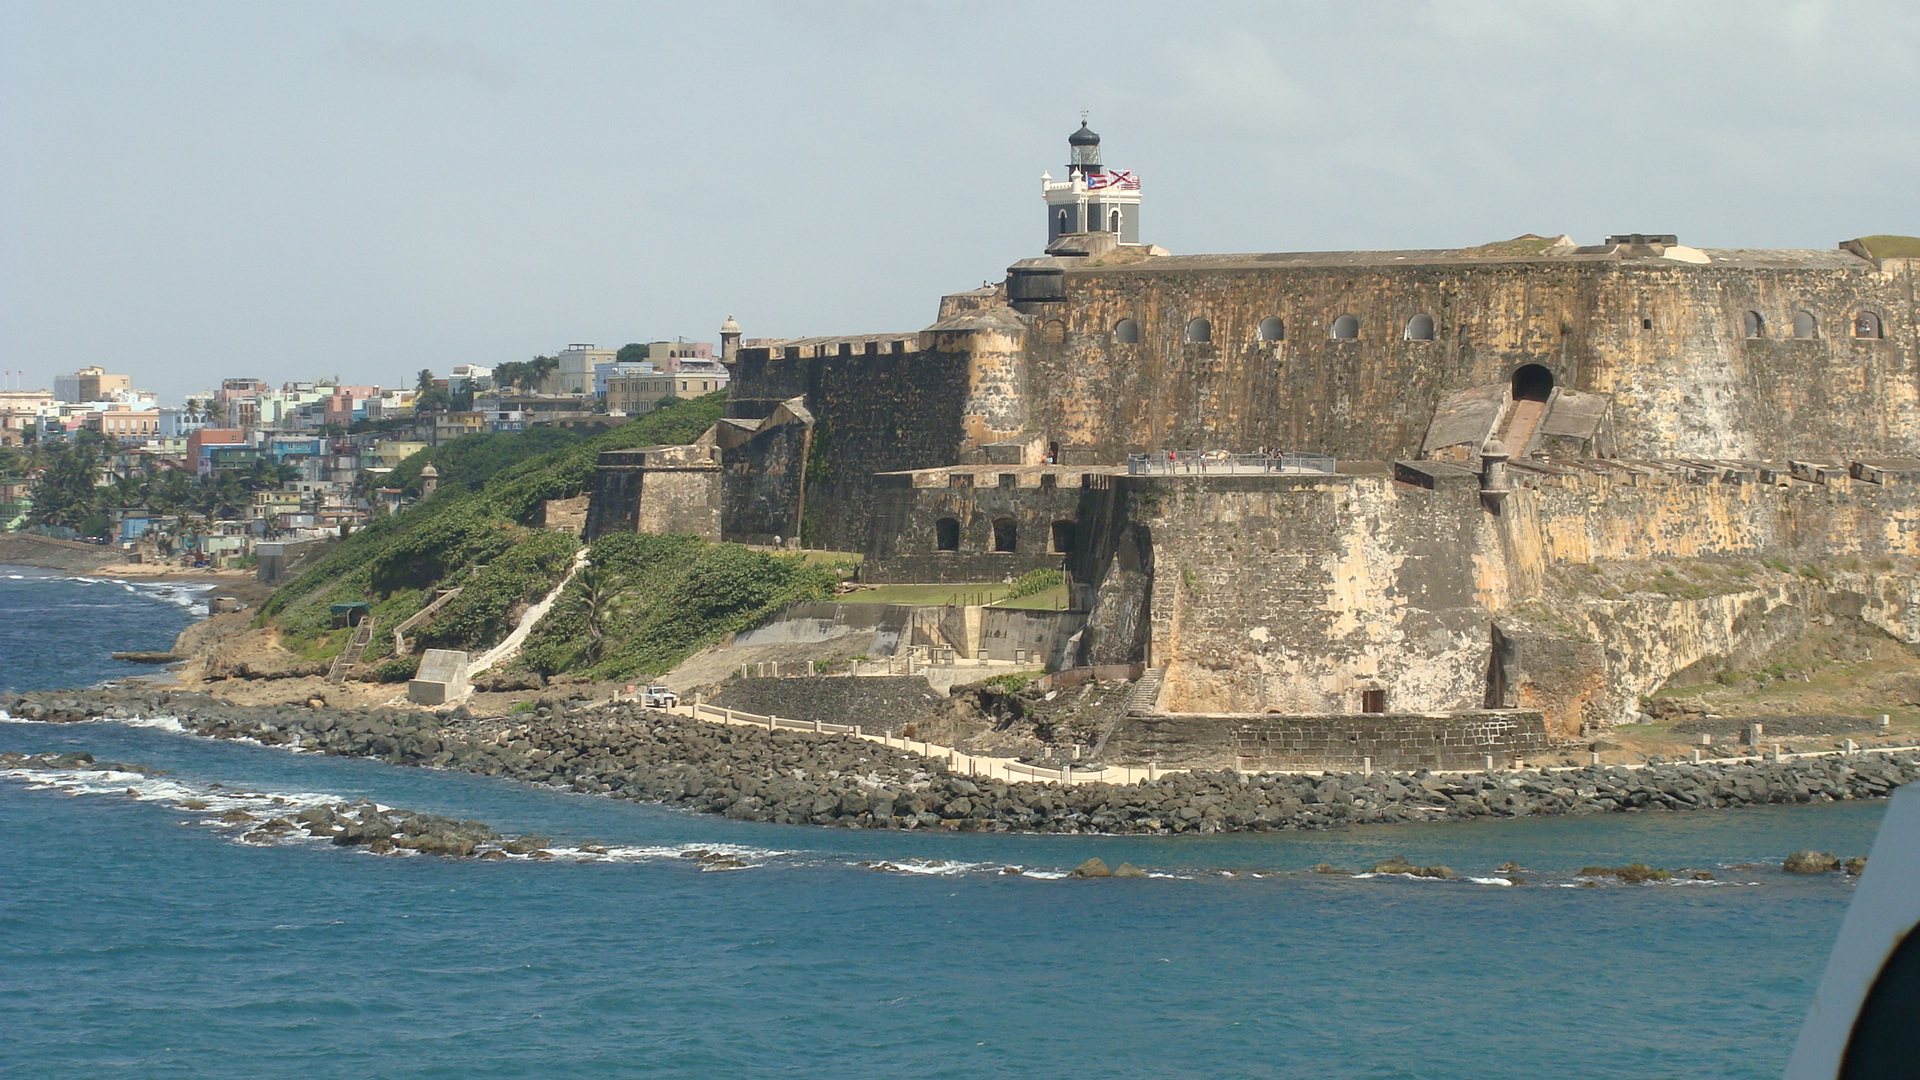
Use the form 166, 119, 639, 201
8, 686, 1920, 835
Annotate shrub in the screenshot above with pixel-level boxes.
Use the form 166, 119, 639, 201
1005, 568, 1062, 600
365, 656, 420, 683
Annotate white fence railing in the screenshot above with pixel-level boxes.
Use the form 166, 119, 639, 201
673, 701, 1918, 788
679, 701, 1165, 786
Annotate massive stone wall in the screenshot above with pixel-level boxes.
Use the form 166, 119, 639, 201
723, 337, 977, 553
582, 444, 722, 541
1100, 709, 1549, 770
1071, 457, 1920, 737
989, 250, 1917, 464
863, 465, 1089, 583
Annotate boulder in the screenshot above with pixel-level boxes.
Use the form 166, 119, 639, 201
1783, 850, 1841, 874
1070, 857, 1112, 878
1112, 862, 1148, 878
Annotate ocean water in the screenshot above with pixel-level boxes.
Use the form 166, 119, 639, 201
0, 565, 212, 694
0, 572, 1886, 1079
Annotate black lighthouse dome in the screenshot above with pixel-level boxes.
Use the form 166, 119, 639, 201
1068, 120, 1102, 175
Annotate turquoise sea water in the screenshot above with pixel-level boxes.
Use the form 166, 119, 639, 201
0, 570, 1884, 1079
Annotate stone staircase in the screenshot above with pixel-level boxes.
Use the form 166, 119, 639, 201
327, 616, 376, 685
390, 586, 463, 657
1125, 666, 1167, 716
1498, 395, 1548, 456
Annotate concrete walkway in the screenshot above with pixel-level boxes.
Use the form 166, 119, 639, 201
466, 548, 591, 681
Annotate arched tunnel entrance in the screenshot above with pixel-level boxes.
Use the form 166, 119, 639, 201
1499, 364, 1556, 455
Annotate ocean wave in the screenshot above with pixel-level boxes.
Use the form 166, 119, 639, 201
1, 761, 343, 822
50, 573, 216, 616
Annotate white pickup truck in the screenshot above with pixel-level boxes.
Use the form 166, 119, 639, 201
640, 685, 679, 709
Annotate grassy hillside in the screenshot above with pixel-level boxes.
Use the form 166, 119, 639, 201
260, 394, 727, 667
518, 532, 839, 681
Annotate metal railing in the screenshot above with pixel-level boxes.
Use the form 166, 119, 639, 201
1127, 451, 1336, 475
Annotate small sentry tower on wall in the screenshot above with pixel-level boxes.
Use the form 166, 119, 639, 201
1042, 119, 1141, 247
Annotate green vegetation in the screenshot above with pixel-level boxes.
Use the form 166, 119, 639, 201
21, 432, 297, 538
492, 355, 559, 394
260, 394, 726, 662
1458, 233, 1563, 258
978, 670, 1045, 693
385, 426, 588, 496
517, 532, 836, 680
1003, 567, 1061, 599
1850, 235, 1920, 259
842, 582, 1012, 606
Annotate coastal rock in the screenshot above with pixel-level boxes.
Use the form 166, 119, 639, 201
1070, 858, 1112, 878
16, 685, 1920, 839
1783, 850, 1841, 874
1111, 862, 1148, 878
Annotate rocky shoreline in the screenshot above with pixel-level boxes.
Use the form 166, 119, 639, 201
7, 684, 1919, 835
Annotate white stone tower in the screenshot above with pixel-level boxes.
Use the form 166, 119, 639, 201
719, 314, 742, 363
1042, 119, 1141, 247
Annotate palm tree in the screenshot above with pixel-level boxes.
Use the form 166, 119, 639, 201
571, 563, 627, 663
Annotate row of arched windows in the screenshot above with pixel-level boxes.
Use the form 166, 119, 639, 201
1111, 314, 1440, 346
933, 517, 1077, 554
1743, 309, 1884, 340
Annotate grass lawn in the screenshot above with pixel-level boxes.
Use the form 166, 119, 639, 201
992, 583, 1072, 610
839, 582, 1012, 606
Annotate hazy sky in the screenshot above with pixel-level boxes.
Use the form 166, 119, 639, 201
3, 1, 1915, 402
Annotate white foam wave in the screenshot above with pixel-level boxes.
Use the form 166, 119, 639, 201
116, 715, 187, 733
548, 841, 789, 868
1, 762, 343, 822
1467, 876, 1516, 886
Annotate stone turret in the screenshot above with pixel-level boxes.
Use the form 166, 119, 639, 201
420, 462, 439, 499
1478, 439, 1509, 507
720, 314, 742, 364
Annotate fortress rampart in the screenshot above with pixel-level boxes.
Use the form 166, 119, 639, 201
997, 248, 1917, 465
1064, 455, 1920, 737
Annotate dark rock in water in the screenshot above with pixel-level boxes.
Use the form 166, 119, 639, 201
1070, 857, 1112, 879
1111, 862, 1148, 878
1370, 856, 1453, 879
1783, 850, 1841, 874
111, 651, 184, 664
1578, 863, 1671, 884
1844, 856, 1868, 875
1308, 863, 1346, 875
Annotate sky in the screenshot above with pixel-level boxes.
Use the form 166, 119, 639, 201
2, 1, 1915, 403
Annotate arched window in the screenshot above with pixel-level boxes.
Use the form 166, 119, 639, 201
992, 517, 1017, 553
1743, 311, 1765, 339
1113, 318, 1140, 344
1050, 520, 1077, 553
1404, 314, 1435, 341
1258, 316, 1285, 341
1110, 210, 1121, 233
1855, 311, 1884, 339
1056, 209, 1068, 236
934, 518, 959, 552
1331, 314, 1360, 340
1184, 317, 1212, 343
1794, 311, 1818, 339
1512, 364, 1554, 402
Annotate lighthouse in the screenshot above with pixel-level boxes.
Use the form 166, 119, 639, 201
1042, 119, 1141, 247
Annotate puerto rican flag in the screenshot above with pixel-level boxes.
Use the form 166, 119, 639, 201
1087, 169, 1139, 191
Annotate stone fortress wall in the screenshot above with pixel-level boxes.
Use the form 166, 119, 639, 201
582, 223, 1919, 759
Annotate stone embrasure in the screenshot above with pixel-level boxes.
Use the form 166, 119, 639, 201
8, 686, 1918, 836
